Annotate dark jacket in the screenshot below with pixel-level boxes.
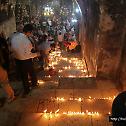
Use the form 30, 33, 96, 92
0, 37, 10, 71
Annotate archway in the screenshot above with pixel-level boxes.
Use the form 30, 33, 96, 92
1, 0, 126, 126
0, 0, 101, 78
4, 0, 126, 82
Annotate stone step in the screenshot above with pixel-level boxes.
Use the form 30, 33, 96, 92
18, 113, 112, 126
58, 77, 97, 89
30, 88, 118, 99
0, 94, 113, 126
0, 112, 111, 126
0, 108, 112, 126
0, 87, 117, 126
36, 98, 112, 114
0, 94, 114, 113
0, 111, 21, 126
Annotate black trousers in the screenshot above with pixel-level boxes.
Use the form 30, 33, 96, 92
15, 59, 37, 93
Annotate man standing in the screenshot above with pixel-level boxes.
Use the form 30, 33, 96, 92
11, 24, 38, 96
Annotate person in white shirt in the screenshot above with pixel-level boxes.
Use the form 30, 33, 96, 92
11, 24, 38, 97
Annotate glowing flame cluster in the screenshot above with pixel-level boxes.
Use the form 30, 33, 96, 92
43, 109, 60, 119
37, 80, 45, 85
51, 96, 115, 102
41, 96, 114, 120
63, 110, 100, 116
87, 96, 116, 101
48, 49, 91, 78
42, 109, 100, 119
40, 96, 115, 119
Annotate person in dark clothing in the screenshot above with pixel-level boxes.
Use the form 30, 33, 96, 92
112, 91, 126, 126
0, 32, 15, 103
0, 32, 10, 71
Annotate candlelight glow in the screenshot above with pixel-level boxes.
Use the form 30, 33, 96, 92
38, 80, 45, 85
48, 49, 93, 78
50, 96, 115, 102
42, 109, 100, 119
68, 75, 76, 78
40, 95, 114, 120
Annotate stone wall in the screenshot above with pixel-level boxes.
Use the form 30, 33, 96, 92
78, 0, 100, 76
78, 0, 126, 88
120, 37, 126, 88
96, 0, 126, 80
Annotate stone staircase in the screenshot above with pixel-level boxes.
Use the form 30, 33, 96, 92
0, 77, 118, 126
0, 51, 118, 126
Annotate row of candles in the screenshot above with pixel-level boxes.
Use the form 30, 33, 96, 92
37, 79, 116, 102
50, 96, 116, 102
48, 49, 90, 78
38, 96, 116, 119
39, 50, 113, 120
42, 109, 101, 119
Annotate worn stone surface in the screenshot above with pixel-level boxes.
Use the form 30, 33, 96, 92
79, 0, 126, 85
0, 111, 21, 126
0, 79, 119, 126
58, 77, 96, 89
18, 113, 111, 126
96, 0, 126, 79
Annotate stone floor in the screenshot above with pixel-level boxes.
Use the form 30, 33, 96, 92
0, 50, 120, 126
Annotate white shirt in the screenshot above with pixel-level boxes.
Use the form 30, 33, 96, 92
11, 33, 37, 60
